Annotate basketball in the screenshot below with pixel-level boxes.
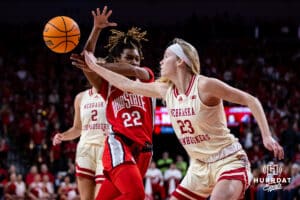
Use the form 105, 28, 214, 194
43, 16, 80, 53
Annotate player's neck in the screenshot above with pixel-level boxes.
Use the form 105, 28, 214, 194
173, 72, 193, 95
91, 87, 98, 94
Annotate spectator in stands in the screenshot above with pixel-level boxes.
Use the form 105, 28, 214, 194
164, 163, 182, 197
284, 163, 300, 199
40, 163, 54, 183
175, 155, 188, 176
157, 152, 173, 174
27, 173, 50, 200
41, 174, 55, 199
57, 175, 79, 200
25, 165, 38, 186
16, 174, 26, 199
145, 161, 166, 200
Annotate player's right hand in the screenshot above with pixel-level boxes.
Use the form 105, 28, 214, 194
92, 6, 117, 30
53, 133, 63, 146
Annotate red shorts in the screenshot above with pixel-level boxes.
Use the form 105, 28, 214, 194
102, 133, 152, 176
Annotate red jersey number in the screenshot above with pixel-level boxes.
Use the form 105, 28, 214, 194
177, 120, 195, 134
122, 111, 142, 127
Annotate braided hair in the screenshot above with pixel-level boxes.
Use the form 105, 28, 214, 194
105, 27, 148, 62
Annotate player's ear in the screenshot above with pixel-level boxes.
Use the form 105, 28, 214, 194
176, 58, 185, 67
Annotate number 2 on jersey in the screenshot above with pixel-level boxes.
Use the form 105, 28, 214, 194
91, 110, 98, 121
122, 111, 142, 127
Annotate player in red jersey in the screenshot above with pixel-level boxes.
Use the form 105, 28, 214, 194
70, 6, 155, 200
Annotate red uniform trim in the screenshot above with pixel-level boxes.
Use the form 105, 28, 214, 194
174, 185, 206, 200
76, 173, 94, 180
173, 75, 196, 98
217, 167, 249, 200
75, 164, 95, 174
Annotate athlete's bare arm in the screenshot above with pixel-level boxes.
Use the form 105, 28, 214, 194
71, 6, 117, 90
52, 92, 82, 145
198, 76, 284, 160
84, 50, 168, 98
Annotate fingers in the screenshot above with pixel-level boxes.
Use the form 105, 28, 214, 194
108, 22, 118, 27
272, 142, 284, 160
106, 10, 113, 18
94, 6, 112, 17
52, 134, 62, 146
92, 10, 96, 17
273, 144, 278, 160
102, 6, 108, 15
277, 144, 284, 160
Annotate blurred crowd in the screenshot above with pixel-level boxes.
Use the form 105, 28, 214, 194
0, 14, 299, 199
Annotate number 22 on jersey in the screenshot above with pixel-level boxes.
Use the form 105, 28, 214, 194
122, 111, 142, 127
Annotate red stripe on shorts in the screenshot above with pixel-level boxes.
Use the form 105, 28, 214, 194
174, 185, 206, 200
95, 175, 105, 184
76, 173, 94, 180
217, 167, 249, 200
76, 164, 95, 174
219, 167, 246, 176
172, 191, 193, 200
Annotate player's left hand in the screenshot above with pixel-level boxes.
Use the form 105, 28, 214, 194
70, 53, 93, 72
263, 135, 284, 160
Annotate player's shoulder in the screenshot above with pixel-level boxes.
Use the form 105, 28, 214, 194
198, 75, 213, 86
198, 75, 226, 93
75, 89, 90, 101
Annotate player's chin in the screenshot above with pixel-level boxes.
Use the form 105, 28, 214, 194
160, 70, 166, 77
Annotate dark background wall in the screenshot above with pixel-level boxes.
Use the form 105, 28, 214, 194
1, 0, 300, 25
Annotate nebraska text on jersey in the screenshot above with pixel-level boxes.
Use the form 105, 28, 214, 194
83, 102, 105, 109
170, 107, 196, 117
112, 93, 146, 117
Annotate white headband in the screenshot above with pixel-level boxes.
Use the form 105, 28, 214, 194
168, 43, 192, 67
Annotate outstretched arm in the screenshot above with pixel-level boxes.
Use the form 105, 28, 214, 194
52, 93, 82, 145
71, 6, 117, 90
71, 54, 151, 81
201, 77, 284, 160
84, 50, 168, 99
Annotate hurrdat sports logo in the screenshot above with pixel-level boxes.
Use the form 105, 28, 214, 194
253, 163, 291, 192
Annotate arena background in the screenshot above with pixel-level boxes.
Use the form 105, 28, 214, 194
0, 0, 299, 199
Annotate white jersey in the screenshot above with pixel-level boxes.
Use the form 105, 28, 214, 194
145, 168, 164, 184
165, 75, 240, 163
79, 88, 110, 146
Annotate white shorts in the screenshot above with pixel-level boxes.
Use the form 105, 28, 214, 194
75, 143, 105, 184
172, 150, 252, 199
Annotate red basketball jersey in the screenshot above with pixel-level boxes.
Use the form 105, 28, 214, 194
105, 67, 155, 145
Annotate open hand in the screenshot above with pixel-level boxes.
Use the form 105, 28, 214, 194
92, 6, 117, 30
70, 53, 93, 72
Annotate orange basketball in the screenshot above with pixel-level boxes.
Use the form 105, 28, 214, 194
43, 16, 80, 53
